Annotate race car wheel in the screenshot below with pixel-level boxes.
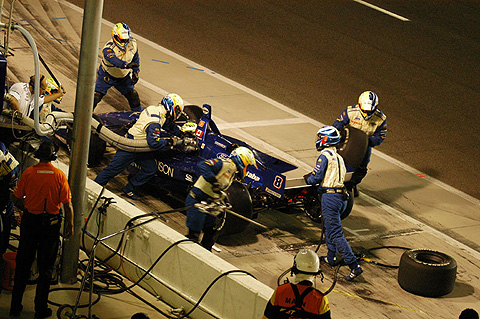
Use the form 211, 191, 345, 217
87, 133, 106, 167
337, 126, 369, 168
182, 105, 203, 123
219, 181, 254, 236
304, 189, 354, 223
65, 119, 106, 167
397, 249, 457, 297
340, 189, 354, 220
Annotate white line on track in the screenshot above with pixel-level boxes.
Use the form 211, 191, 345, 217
62, 0, 480, 260
353, 0, 410, 21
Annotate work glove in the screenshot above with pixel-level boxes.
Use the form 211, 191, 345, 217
211, 182, 221, 194
125, 61, 139, 69
303, 172, 312, 183
170, 136, 184, 150
132, 71, 139, 84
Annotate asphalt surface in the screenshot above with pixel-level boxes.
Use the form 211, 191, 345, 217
68, 0, 480, 200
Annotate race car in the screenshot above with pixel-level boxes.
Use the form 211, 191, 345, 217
84, 104, 365, 235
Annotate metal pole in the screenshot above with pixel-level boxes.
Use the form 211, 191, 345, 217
61, 0, 104, 284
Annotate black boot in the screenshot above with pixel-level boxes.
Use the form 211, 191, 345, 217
186, 229, 200, 243
200, 227, 218, 252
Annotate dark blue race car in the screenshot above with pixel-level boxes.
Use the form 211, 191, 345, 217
88, 104, 363, 235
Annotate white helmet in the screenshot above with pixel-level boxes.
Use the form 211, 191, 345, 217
358, 91, 379, 120
230, 146, 258, 176
292, 249, 321, 275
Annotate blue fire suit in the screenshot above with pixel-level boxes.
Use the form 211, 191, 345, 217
94, 105, 182, 193
306, 146, 358, 268
333, 104, 387, 186
186, 158, 237, 251
94, 38, 142, 112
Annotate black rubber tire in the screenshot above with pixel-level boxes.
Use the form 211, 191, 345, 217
87, 133, 107, 167
397, 249, 457, 297
304, 189, 354, 222
340, 189, 354, 220
337, 126, 369, 168
218, 181, 254, 236
182, 105, 203, 123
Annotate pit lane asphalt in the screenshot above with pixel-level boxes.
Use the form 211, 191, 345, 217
2, 1, 480, 318
79, 0, 480, 201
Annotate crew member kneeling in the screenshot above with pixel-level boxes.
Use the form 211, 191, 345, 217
263, 249, 331, 319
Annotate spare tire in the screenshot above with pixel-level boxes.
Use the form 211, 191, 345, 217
398, 249, 457, 297
337, 127, 369, 168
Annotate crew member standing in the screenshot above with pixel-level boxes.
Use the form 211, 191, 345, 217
93, 22, 142, 112
333, 91, 387, 197
9, 140, 74, 319
94, 93, 185, 200
186, 146, 257, 251
304, 126, 363, 281
263, 249, 331, 318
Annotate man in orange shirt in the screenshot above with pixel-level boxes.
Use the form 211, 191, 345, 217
263, 249, 331, 319
9, 140, 74, 319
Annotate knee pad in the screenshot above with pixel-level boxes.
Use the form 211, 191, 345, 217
124, 89, 142, 112
93, 92, 104, 110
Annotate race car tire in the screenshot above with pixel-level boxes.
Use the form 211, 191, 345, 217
397, 249, 457, 297
65, 124, 106, 167
219, 181, 254, 236
337, 126, 369, 168
88, 133, 106, 167
304, 189, 354, 223
182, 105, 203, 123
341, 189, 354, 220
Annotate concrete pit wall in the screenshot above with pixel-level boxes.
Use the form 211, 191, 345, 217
13, 150, 272, 319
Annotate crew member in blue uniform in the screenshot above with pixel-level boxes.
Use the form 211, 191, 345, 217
333, 91, 387, 197
93, 22, 142, 112
304, 126, 363, 281
94, 93, 185, 199
186, 146, 257, 251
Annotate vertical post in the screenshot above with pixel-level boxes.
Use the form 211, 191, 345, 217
61, 0, 104, 283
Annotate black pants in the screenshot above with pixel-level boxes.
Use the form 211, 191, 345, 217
11, 212, 60, 313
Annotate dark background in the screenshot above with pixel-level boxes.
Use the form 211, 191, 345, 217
69, 0, 480, 199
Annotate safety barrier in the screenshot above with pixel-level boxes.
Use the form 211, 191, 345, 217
81, 179, 272, 319
9, 144, 272, 319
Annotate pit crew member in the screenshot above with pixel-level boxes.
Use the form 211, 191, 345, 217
186, 146, 257, 251
263, 249, 331, 318
333, 91, 387, 197
94, 93, 185, 200
93, 22, 142, 112
304, 126, 363, 281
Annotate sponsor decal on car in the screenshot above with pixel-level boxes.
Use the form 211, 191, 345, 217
265, 187, 282, 199
217, 152, 229, 160
157, 161, 174, 177
214, 141, 227, 149
246, 171, 260, 182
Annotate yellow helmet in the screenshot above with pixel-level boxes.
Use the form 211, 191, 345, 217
112, 22, 131, 49
230, 146, 258, 176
